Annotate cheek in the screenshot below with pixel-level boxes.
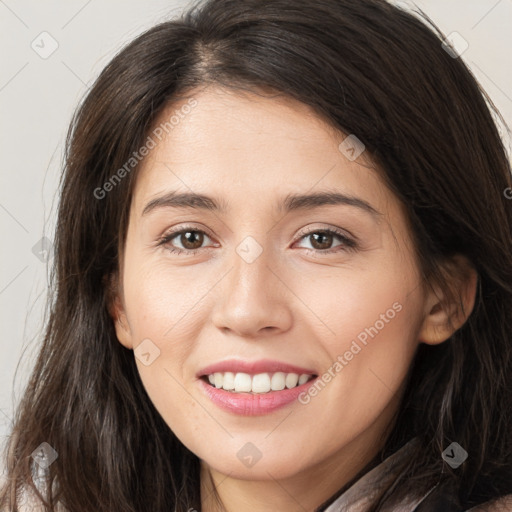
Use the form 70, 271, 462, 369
297, 257, 422, 412
285, 293, 420, 468
122, 256, 211, 344
301, 258, 419, 355
120, 255, 228, 421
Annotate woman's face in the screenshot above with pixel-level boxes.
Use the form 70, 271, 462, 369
113, 86, 434, 485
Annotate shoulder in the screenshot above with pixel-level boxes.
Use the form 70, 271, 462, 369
466, 495, 512, 511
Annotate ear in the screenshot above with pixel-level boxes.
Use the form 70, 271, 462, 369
418, 254, 478, 345
105, 272, 134, 350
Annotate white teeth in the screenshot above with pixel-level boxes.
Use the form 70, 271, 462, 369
234, 372, 252, 392
270, 372, 286, 391
285, 373, 299, 388
223, 371, 235, 390
298, 374, 310, 385
205, 371, 314, 393
252, 373, 271, 393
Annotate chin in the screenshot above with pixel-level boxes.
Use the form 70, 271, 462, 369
201, 446, 309, 481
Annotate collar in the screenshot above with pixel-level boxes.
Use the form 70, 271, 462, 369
323, 437, 435, 512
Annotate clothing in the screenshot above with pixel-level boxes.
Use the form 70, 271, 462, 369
323, 438, 512, 512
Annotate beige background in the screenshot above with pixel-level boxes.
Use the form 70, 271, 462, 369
1, 0, 511, 462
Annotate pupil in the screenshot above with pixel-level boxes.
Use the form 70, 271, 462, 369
312, 232, 332, 249
182, 231, 203, 249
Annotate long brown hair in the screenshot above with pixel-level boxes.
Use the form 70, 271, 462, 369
2, 0, 511, 510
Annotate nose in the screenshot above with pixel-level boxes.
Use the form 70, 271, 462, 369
211, 241, 293, 338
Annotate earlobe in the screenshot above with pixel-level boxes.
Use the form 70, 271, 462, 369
105, 273, 134, 350
112, 297, 134, 350
418, 255, 478, 346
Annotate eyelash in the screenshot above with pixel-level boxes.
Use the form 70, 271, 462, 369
157, 225, 358, 256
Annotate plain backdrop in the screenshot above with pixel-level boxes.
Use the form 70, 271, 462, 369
1, 0, 511, 463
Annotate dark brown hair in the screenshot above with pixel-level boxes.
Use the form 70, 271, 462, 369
2, 0, 511, 510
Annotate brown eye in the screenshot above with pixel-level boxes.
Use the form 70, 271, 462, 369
309, 232, 335, 250
158, 227, 215, 255
295, 228, 358, 254
179, 230, 205, 250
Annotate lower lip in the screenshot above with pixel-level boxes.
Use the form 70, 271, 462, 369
198, 377, 317, 416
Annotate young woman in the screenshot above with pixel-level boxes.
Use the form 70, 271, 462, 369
1, 0, 511, 511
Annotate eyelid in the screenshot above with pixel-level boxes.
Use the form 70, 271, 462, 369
292, 225, 358, 253
157, 223, 358, 254
294, 224, 357, 243
158, 223, 216, 242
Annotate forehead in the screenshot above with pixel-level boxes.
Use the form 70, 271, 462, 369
132, 86, 390, 216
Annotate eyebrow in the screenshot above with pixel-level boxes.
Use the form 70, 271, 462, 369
142, 190, 381, 217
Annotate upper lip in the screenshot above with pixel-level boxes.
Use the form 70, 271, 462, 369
197, 359, 317, 378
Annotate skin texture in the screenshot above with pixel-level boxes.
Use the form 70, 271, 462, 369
112, 86, 477, 512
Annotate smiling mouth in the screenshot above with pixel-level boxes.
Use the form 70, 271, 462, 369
201, 371, 317, 394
